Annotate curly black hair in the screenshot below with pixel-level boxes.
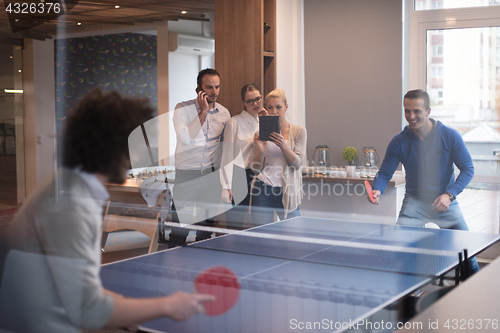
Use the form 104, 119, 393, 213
61, 89, 154, 181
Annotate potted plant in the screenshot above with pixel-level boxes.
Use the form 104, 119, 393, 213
342, 146, 357, 177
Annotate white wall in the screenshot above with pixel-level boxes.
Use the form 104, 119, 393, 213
304, 0, 403, 167
168, 13, 215, 112
33, 40, 56, 187
166, 14, 215, 164
166, 52, 200, 162
277, 0, 306, 128
168, 53, 204, 111
23, 39, 56, 198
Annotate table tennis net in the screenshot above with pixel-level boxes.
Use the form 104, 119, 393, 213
190, 231, 458, 277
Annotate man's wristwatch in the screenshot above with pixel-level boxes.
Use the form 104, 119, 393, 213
445, 192, 455, 202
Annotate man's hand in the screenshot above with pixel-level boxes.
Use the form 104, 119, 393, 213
105, 291, 215, 328
368, 190, 381, 205
196, 90, 209, 125
165, 291, 215, 321
432, 194, 451, 212
222, 189, 233, 204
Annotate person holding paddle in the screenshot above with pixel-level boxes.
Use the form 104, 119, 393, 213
0, 90, 214, 333
368, 89, 478, 274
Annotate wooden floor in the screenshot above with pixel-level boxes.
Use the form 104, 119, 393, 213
459, 189, 500, 261
459, 188, 500, 234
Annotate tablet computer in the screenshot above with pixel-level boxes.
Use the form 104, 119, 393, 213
259, 116, 280, 141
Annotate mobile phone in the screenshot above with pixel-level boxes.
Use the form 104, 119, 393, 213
196, 84, 204, 94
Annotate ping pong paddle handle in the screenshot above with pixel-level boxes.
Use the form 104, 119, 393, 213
365, 180, 377, 204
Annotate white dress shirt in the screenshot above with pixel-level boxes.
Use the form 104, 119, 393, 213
173, 99, 231, 170
220, 110, 259, 190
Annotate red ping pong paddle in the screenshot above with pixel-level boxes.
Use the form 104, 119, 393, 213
194, 266, 240, 316
365, 180, 377, 204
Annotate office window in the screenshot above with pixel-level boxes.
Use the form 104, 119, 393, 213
410, 0, 500, 236
426, 27, 500, 179
431, 1, 444, 9
415, 0, 426, 10
415, 0, 500, 11
433, 45, 443, 56
430, 66, 444, 77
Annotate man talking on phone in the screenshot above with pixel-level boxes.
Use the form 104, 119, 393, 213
167, 68, 231, 247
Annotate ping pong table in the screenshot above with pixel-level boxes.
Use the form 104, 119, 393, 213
99, 216, 500, 333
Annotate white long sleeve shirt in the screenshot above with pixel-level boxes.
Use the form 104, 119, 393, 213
173, 99, 230, 170
220, 110, 259, 189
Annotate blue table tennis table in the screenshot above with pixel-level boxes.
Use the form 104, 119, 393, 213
100, 217, 500, 333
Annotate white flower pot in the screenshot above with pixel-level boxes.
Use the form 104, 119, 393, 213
345, 165, 356, 177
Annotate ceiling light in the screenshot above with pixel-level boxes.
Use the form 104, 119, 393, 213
77, 22, 82, 25
10, 56, 13, 59
181, 11, 187, 14
18, 69, 21, 73
15, 19, 19, 22
115, 5, 120, 8
4, 89, 24, 94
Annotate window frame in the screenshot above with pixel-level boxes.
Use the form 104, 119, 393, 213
407, 3, 500, 90
405, 1, 500, 184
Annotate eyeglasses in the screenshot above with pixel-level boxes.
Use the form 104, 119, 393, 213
244, 96, 262, 105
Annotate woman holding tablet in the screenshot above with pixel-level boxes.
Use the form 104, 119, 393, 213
250, 88, 307, 225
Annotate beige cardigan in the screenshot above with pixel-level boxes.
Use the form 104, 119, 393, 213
250, 123, 307, 217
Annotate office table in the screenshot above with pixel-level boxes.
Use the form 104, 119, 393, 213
100, 216, 500, 333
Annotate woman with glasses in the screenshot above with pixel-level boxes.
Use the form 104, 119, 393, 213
250, 88, 307, 225
220, 84, 267, 229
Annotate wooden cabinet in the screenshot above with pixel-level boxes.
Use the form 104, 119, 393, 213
214, 0, 276, 116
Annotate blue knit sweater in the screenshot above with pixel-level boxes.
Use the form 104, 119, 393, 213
372, 120, 474, 201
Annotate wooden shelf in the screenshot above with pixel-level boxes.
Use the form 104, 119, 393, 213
215, 0, 276, 116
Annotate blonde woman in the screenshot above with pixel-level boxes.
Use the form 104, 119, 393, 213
250, 89, 307, 224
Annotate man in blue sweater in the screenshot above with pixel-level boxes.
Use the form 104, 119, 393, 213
371, 89, 478, 273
